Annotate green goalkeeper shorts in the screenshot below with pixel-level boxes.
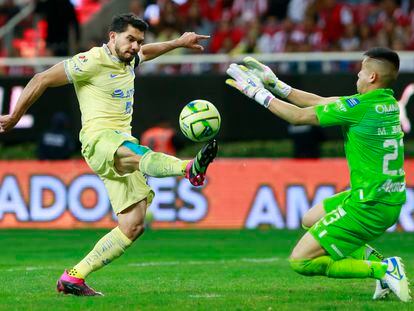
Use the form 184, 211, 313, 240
309, 190, 401, 260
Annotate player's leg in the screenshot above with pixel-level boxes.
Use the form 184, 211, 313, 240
308, 194, 389, 299
289, 231, 387, 279
114, 139, 218, 186
57, 199, 147, 296
292, 201, 410, 301
301, 202, 325, 230
304, 193, 385, 264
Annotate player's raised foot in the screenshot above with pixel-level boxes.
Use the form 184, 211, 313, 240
57, 270, 103, 296
372, 279, 391, 300
381, 257, 411, 302
185, 139, 218, 186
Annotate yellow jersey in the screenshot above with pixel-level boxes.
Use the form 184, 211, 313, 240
63, 44, 138, 144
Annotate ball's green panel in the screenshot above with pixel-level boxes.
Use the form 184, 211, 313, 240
179, 100, 221, 142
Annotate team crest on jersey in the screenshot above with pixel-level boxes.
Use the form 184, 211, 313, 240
345, 98, 360, 108
78, 55, 88, 63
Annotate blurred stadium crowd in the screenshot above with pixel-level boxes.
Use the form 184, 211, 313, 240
0, 0, 414, 59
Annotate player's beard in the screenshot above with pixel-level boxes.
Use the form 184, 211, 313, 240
114, 44, 134, 63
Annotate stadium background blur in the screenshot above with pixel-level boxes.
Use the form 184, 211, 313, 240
0, 1, 413, 308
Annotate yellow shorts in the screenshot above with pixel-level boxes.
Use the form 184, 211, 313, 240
81, 129, 154, 214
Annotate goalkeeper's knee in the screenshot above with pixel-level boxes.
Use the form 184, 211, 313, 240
289, 259, 312, 276
289, 257, 331, 276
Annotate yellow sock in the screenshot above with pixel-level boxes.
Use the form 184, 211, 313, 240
139, 151, 189, 177
67, 227, 133, 279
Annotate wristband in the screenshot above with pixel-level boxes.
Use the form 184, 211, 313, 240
254, 88, 275, 108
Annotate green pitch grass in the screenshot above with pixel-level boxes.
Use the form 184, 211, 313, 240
0, 229, 413, 310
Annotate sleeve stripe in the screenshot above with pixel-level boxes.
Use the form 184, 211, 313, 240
63, 59, 73, 84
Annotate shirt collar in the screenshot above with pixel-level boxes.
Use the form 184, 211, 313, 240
103, 43, 122, 64
368, 88, 394, 96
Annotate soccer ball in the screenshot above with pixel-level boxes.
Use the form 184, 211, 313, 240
179, 99, 221, 142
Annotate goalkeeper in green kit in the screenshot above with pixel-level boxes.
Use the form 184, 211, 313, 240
226, 47, 410, 302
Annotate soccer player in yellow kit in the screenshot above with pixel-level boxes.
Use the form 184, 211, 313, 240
0, 13, 218, 296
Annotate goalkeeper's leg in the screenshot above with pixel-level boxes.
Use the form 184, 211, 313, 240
302, 201, 390, 298
302, 202, 385, 261
289, 232, 387, 279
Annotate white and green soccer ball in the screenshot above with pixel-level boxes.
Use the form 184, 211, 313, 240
179, 99, 221, 142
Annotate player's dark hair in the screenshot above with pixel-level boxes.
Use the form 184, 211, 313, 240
364, 47, 400, 71
109, 13, 148, 33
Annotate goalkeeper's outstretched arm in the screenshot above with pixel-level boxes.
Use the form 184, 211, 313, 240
242, 56, 338, 107
267, 97, 319, 125
226, 63, 319, 126
287, 88, 339, 107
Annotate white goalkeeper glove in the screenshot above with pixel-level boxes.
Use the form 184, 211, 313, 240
243, 56, 292, 98
226, 63, 275, 108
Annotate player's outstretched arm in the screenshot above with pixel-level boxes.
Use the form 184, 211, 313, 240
0, 62, 69, 133
226, 63, 319, 126
288, 88, 339, 107
243, 56, 339, 107
139, 32, 210, 62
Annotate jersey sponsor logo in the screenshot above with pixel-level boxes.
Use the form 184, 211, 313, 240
375, 104, 399, 114
345, 98, 360, 108
111, 88, 134, 99
378, 179, 406, 193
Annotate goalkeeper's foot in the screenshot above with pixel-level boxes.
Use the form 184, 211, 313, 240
185, 139, 218, 186
372, 279, 391, 300
57, 270, 104, 296
381, 257, 411, 302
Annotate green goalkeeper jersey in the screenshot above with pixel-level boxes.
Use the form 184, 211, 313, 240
314, 88, 406, 205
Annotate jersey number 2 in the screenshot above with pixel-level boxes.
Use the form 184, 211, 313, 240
383, 138, 403, 176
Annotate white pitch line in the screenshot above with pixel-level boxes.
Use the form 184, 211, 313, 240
1, 257, 282, 272
189, 294, 221, 298
128, 257, 281, 267
4, 266, 46, 272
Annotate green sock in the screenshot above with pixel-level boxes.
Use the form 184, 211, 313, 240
349, 244, 384, 262
138, 151, 189, 177
290, 256, 387, 279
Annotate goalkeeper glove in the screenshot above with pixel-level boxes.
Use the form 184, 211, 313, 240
243, 56, 292, 98
226, 63, 275, 108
